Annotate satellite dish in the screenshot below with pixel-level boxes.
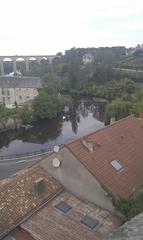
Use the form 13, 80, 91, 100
52, 158, 61, 168
53, 145, 60, 153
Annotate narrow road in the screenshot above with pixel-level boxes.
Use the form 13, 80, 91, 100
0, 160, 37, 179
0, 152, 50, 179
113, 68, 143, 73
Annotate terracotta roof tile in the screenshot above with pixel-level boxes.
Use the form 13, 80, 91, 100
67, 116, 143, 199
0, 164, 63, 239
22, 191, 121, 240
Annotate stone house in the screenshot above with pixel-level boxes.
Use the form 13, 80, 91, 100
42, 116, 143, 212
83, 53, 94, 64
0, 163, 120, 239
0, 76, 42, 108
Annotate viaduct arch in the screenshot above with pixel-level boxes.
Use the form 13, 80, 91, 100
0, 55, 56, 75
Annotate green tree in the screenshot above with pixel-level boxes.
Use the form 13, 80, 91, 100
105, 99, 132, 124
20, 107, 33, 124
43, 73, 63, 95
114, 193, 143, 220
33, 91, 71, 120
130, 101, 143, 116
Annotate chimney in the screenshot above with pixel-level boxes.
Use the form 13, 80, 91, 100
32, 177, 45, 196
81, 139, 93, 152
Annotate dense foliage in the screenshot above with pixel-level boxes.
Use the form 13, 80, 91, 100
2, 46, 143, 124
2, 47, 143, 218
0, 106, 33, 124
33, 92, 71, 120
114, 193, 143, 220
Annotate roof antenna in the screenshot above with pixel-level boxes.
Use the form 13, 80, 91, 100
52, 157, 61, 168
52, 145, 61, 167
53, 145, 60, 153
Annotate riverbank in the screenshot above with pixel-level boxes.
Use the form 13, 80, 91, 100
0, 117, 22, 133
0, 100, 104, 157
0, 96, 106, 133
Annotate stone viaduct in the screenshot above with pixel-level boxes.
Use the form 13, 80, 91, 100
0, 55, 56, 75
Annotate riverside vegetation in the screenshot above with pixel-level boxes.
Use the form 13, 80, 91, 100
1, 46, 143, 218
2, 46, 143, 126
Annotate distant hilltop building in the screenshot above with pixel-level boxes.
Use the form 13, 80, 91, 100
126, 44, 143, 56
83, 53, 94, 64
0, 76, 42, 108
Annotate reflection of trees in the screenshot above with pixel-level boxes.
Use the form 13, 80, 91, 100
0, 130, 18, 149
95, 102, 106, 121
69, 100, 80, 134
79, 101, 100, 119
83, 101, 106, 121
68, 100, 105, 134
19, 118, 63, 144
0, 118, 63, 149
80, 101, 88, 118
0, 100, 105, 150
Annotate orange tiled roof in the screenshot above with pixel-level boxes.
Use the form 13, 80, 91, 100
22, 191, 121, 240
0, 164, 63, 239
67, 116, 143, 199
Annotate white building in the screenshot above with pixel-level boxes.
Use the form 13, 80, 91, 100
83, 53, 94, 64
0, 76, 42, 108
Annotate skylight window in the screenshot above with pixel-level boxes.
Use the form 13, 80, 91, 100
80, 215, 99, 229
110, 160, 123, 172
55, 201, 72, 213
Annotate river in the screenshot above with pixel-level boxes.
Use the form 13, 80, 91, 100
0, 100, 105, 178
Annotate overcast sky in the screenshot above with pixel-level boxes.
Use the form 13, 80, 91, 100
1, 0, 143, 55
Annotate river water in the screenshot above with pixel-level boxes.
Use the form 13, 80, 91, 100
0, 100, 105, 157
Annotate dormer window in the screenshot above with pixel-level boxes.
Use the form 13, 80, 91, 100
110, 160, 123, 172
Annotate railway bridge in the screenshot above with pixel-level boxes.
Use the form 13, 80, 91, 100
0, 55, 56, 75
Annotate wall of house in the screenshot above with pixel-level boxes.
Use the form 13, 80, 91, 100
0, 88, 38, 108
41, 147, 115, 213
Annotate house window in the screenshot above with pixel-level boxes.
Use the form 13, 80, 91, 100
110, 160, 123, 172
27, 96, 29, 99
19, 96, 22, 100
2, 89, 4, 95
7, 90, 10, 96
2, 97, 5, 102
7, 97, 10, 102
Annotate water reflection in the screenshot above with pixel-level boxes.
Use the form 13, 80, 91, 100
20, 118, 63, 143
69, 99, 105, 134
0, 118, 63, 147
0, 100, 105, 156
69, 100, 80, 134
